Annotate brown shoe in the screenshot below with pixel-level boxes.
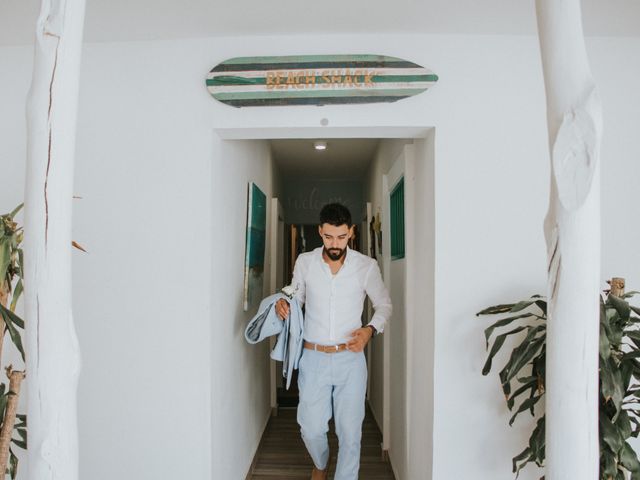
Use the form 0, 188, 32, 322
310, 466, 328, 480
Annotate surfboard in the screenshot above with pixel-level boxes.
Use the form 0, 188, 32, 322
205, 54, 438, 107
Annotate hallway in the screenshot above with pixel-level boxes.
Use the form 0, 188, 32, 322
248, 405, 396, 479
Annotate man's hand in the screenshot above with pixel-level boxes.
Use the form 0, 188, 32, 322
346, 327, 373, 353
275, 298, 290, 321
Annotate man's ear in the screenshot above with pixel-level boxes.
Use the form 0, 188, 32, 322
349, 225, 355, 237
318, 225, 323, 237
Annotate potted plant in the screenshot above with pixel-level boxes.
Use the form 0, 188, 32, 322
478, 278, 640, 480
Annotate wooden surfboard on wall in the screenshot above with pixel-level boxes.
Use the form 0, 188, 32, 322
205, 54, 438, 107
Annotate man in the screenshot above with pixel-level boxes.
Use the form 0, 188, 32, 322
276, 203, 392, 480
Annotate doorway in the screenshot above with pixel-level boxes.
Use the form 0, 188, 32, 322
215, 127, 435, 480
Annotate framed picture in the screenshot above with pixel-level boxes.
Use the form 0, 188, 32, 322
243, 182, 267, 311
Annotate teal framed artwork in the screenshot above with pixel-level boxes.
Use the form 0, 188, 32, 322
243, 182, 267, 311
390, 177, 405, 260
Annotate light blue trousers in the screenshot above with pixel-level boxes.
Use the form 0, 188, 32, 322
297, 348, 367, 480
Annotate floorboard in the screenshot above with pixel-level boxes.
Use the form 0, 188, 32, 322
248, 405, 395, 480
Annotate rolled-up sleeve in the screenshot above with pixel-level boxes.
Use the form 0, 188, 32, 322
364, 261, 392, 333
290, 256, 307, 306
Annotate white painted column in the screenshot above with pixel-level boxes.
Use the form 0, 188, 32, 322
24, 1, 86, 479
535, 1, 602, 479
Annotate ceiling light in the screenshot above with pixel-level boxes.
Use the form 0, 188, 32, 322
314, 141, 327, 151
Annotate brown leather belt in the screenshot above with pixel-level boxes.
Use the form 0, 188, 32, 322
304, 341, 348, 353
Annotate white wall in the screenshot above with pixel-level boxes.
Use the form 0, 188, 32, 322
388, 258, 408, 479
1, 32, 639, 480
364, 138, 411, 443
365, 138, 436, 480
211, 139, 276, 479
1, 40, 215, 480
408, 134, 436, 480
73, 41, 214, 480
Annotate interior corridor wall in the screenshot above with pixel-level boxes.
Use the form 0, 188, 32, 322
364, 137, 436, 480
211, 139, 277, 479
364, 139, 411, 429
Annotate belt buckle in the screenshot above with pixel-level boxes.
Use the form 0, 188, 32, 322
334, 345, 339, 352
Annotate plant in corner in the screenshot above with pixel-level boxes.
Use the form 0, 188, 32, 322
478, 278, 640, 480
0, 204, 27, 479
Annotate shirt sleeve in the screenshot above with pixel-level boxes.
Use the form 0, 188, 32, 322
290, 255, 307, 306
364, 260, 392, 333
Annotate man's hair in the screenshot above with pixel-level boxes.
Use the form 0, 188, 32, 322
319, 203, 352, 227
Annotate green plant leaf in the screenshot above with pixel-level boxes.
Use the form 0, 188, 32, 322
512, 408, 545, 477
601, 445, 618, 478
511, 299, 541, 313
530, 416, 545, 466
621, 360, 635, 394
534, 299, 547, 315
620, 441, 640, 472
600, 323, 611, 359
502, 327, 546, 384
0, 305, 25, 360
0, 302, 23, 329
609, 295, 631, 322
9, 278, 22, 312
17, 249, 23, 280
8, 204, 23, 219
0, 236, 10, 284
601, 357, 625, 413
622, 351, 640, 362
600, 414, 624, 455
10, 438, 26, 450
616, 409, 633, 439
509, 395, 542, 426
8, 448, 17, 480
0, 393, 8, 422
477, 303, 516, 316
507, 377, 538, 410
483, 313, 537, 348
482, 325, 528, 376
511, 445, 531, 474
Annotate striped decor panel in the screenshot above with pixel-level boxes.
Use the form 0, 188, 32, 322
206, 55, 438, 107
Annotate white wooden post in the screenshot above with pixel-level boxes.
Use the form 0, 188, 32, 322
535, 1, 602, 479
24, 0, 86, 478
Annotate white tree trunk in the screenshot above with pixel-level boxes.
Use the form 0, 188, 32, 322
535, 1, 602, 479
24, 1, 86, 479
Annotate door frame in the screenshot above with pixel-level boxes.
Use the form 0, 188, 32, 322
269, 197, 284, 414
216, 126, 432, 468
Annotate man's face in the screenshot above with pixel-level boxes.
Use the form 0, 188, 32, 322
319, 223, 352, 261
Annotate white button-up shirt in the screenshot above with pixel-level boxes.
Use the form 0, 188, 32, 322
291, 246, 392, 345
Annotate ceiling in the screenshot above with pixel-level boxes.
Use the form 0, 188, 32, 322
270, 139, 379, 180
1, 0, 640, 47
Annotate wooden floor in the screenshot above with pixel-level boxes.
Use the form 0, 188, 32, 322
248, 405, 396, 480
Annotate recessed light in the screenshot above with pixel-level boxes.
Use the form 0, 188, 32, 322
314, 141, 327, 151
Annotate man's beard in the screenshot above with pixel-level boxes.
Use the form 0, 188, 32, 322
324, 246, 347, 261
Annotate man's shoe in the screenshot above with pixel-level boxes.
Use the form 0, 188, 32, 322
310, 466, 328, 480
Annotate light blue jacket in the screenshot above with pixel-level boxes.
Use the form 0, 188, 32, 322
245, 292, 304, 389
